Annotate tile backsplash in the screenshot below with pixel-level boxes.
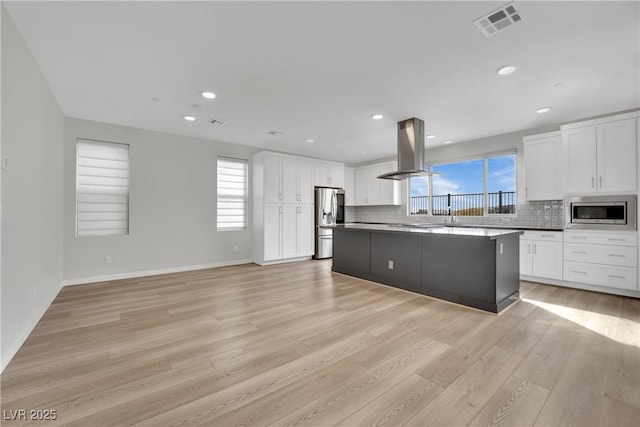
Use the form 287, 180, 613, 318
348, 200, 564, 229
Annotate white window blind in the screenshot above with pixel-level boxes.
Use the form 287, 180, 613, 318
76, 139, 130, 237
217, 157, 248, 230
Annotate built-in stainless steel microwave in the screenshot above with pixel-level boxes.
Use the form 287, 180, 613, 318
565, 195, 637, 230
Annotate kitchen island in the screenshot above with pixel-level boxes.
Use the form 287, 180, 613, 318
331, 223, 523, 313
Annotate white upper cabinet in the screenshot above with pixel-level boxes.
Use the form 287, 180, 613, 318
283, 158, 313, 204
562, 114, 638, 194
596, 119, 637, 193
344, 167, 355, 206
523, 132, 562, 200
264, 153, 283, 203
313, 162, 344, 188
353, 161, 400, 206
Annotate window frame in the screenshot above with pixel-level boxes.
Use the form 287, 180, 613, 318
216, 156, 249, 231
408, 149, 517, 218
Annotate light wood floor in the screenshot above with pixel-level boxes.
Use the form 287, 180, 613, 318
1, 260, 639, 426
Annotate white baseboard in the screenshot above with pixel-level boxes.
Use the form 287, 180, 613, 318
61, 259, 252, 287
1, 282, 61, 373
253, 256, 312, 266
520, 274, 640, 298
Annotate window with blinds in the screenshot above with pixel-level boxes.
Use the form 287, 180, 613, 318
217, 157, 248, 230
76, 139, 130, 237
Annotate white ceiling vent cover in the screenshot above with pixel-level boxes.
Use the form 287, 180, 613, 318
474, 3, 522, 37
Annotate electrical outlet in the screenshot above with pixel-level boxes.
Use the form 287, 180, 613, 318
106, 255, 112, 264
233, 245, 238, 253
499, 243, 504, 254
388, 260, 394, 270
1, 155, 8, 170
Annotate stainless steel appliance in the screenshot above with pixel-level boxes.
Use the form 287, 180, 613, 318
314, 187, 345, 259
565, 195, 637, 230
378, 117, 437, 180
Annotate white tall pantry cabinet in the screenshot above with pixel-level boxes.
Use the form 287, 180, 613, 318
253, 151, 343, 265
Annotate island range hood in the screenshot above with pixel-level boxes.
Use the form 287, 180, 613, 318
377, 117, 430, 180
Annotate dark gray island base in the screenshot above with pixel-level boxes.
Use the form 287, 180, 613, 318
332, 224, 523, 313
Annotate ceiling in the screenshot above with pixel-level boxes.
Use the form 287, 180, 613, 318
4, 1, 639, 164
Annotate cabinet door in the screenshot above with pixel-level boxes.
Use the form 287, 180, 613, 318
355, 168, 369, 205
596, 119, 637, 193
519, 239, 533, 275
297, 205, 315, 256
330, 164, 344, 188
264, 154, 282, 203
313, 163, 330, 187
532, 241, 563, 280
297, 160, 314, 204
366, 167, 379, 205
377, 162, 400, 205
282, 205, 298, 259
344, 167, 355, 206
524, 135, 562, 200
282, 157, 298, 204
563, 127, 597, 194
264, 204, 282, 261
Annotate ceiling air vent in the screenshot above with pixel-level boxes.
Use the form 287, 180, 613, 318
474, 2, 522, 37
210, 119, 227, 126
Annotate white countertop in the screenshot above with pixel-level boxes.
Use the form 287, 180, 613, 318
330, 223, 524, 238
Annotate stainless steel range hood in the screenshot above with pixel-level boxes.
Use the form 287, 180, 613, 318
377, 117, 429, 180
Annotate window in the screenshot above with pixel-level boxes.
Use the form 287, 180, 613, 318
409, 153, 516, 216
217, 157, 248, 230
76, 139, 130, 237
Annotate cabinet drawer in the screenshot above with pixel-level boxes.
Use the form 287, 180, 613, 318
564, 231, 637, 247
564, 261, 638, 291
564, 243, 637, 267
521, 231, 563, 242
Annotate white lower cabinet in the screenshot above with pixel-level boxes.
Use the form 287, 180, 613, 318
563, 231, 638, 292
519, 231, 563, 280
282, 205, 314, 259
264, 204, 282, 261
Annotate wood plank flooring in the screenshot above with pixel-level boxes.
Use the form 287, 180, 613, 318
1, 260, 639, 426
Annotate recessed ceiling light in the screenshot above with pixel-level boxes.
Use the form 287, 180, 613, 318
201, 91, 216, 99
426, 134, 436, 139
192, 104, 203, 110
305, 139, 315, 144
151, 97, 160, 102
184, 116, 196, 121
443, 140, 453, 145
497, 65, 517, 75
536, 107, 551, 114
371, 114, 383, 120
361, 150, 368, 154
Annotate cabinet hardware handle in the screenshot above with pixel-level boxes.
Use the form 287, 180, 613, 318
525, 187, 528, 197
608, 274, 625, 279
528, 243, 531, 254
591, 177, 595, 188
573, 236, 587, 240
279, 207, 282, 213
572, 251, 587, 254
541, 234, 554, 238
279, 193, 282, 201
608, 254, 625, 258
608, 238, 625, 242
599, 176, 603, 187
533, 244, 536, 255
572, 270, 587, 274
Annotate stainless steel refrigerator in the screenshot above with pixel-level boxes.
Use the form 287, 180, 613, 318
314, 187, 345, 259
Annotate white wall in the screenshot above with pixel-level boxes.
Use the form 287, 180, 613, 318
1, 6, 65, 371
63, 118, 259, 283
